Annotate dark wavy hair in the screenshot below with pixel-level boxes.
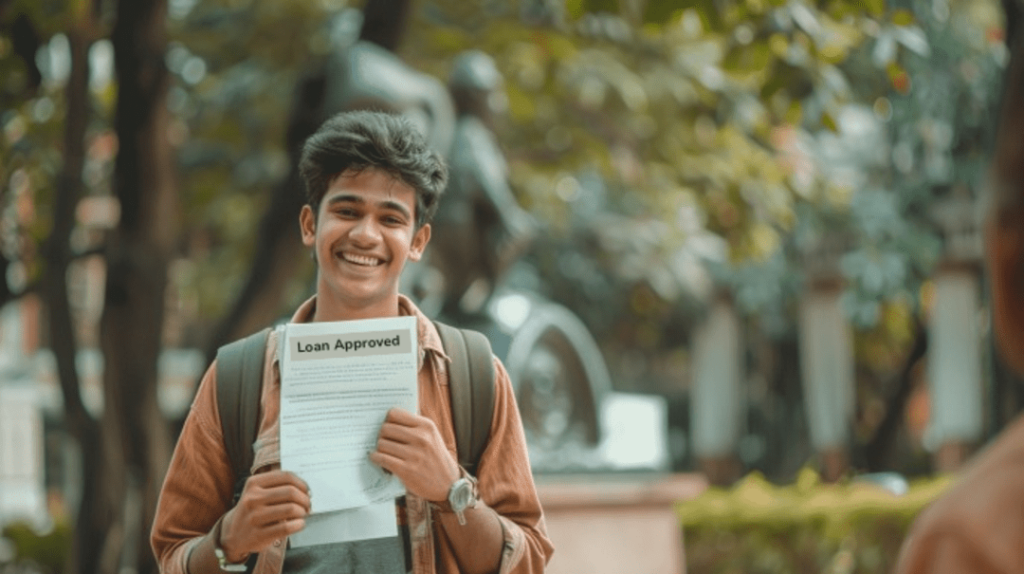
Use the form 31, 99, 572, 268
298, 110, 448, 228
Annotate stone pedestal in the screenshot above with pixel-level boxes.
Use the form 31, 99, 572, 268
536, 473, 708, 574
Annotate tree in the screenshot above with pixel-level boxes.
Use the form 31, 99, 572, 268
3, 0, 175, 571
39, 0, 109, 572
394, 0, 1006, 477
0, 4, 1010, 573
99, 1, 176, 572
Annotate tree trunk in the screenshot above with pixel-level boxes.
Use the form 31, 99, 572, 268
42, 9, 115, 574
863, 320, 927, 472
103, 1, 175, 573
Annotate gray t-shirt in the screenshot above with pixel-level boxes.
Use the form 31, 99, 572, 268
282, 535, 407, 574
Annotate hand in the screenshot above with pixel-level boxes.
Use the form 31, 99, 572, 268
219, 470, 311, 562
369, 408, 460, 502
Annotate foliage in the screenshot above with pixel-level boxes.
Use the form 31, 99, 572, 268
4, 0, 1004, 365
396, 0, 997, 392
1, 1, 1007, 573
0, 0, 1011, 510
1, 520, 71, 574
679, 467, 954, 573
163, 0, 339, 335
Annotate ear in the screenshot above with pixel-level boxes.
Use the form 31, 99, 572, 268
408, 224, 431, 262
300, 205, 316, 247
986, 215, 1024, 376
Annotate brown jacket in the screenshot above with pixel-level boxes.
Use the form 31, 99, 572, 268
151, 295, 554, 573
895, 415, 1024, 573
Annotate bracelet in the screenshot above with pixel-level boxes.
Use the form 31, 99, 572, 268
211, 517, 250, 572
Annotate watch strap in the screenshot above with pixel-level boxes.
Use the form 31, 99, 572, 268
211, 517, 250, 572
430, 470, 479, 525
215, 547, 248, 573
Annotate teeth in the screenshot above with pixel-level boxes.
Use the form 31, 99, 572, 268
342, 252, 381, 266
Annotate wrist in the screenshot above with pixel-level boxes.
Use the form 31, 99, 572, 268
430, 468, 479, 526
213, 516, 250, 569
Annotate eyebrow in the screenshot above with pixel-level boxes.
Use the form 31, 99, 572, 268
325, 193, 412, 220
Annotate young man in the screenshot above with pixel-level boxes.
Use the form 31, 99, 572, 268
893, 21, 1024, 574
151, 110, 554, 574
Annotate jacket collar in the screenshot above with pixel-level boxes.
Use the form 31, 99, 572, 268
288, 294, 449, 370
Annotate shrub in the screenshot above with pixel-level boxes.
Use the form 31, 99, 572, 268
1, 520, 71, 574
678, 468, 953, 574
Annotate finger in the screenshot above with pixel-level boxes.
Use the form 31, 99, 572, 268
379, 416, 439, 443
248, 502, 311, 529
280, 471, 311, 493
283, 518, 306, 535
383, 407, 417, 425
248, 483, 312, 509
369, 450, 401, 473
247, 470, 310, 493
377, 422, 420, 445
375, 436, 411, 458
237, 486, 311, 524
249, 517, 307, 549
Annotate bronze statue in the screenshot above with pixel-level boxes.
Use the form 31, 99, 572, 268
429, 50, 537, 319
324, 36, 616, 471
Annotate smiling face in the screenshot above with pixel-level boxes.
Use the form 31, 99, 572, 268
300, 168, 431, 321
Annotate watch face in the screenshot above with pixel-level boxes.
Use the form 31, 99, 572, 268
449, 478, 476, 511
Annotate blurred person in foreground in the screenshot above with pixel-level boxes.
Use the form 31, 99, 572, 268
894, 17, 1024, 574
150, 110, 553, 574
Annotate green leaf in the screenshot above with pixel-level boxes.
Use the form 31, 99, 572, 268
565, 0, 586, 20
891, 9, 915, 27
861, 0, 886, 18
821, 112, 838, 132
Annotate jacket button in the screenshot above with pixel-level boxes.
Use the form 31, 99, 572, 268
274, 539, 282, 547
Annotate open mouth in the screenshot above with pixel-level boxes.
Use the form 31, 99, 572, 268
340, 251, 384, 267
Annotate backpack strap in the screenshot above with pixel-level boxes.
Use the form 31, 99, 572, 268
216, 327, 271, 504
433, 321, 495, 475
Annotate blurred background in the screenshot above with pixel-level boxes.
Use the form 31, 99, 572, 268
0, 0, 1016, 572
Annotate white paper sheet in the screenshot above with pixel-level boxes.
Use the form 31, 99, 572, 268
279, 316, 418, 515
290, 500, 398, 548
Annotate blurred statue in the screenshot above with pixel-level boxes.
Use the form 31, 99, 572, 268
322, 35, 626, 472
428, 50, 537, 319
422, 51, 615, 470
322, 9, 456, 155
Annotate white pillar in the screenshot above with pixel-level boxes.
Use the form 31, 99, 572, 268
0, 302, 25, 371
0, 384, 46, 527
690, 297, 742, 459
798, 287, 854, 452
926, 267, 983, 447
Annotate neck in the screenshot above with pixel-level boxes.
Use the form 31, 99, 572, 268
311, 296, 402, 323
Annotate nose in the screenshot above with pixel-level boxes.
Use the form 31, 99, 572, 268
350, 216, 381, 245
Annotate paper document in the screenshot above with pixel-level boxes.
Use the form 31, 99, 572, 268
289, 500, 397, 548
279, 316, 418, 514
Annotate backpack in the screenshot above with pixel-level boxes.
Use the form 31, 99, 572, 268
215, 320, 496, 506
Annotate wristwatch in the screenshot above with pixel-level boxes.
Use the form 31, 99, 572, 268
433, 473, 479, 525
214, 546, 249, 573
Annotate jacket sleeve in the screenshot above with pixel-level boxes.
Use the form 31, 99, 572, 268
475, 359, 554, 574
895, 526, 1011, 574
151, 362, 235, 574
